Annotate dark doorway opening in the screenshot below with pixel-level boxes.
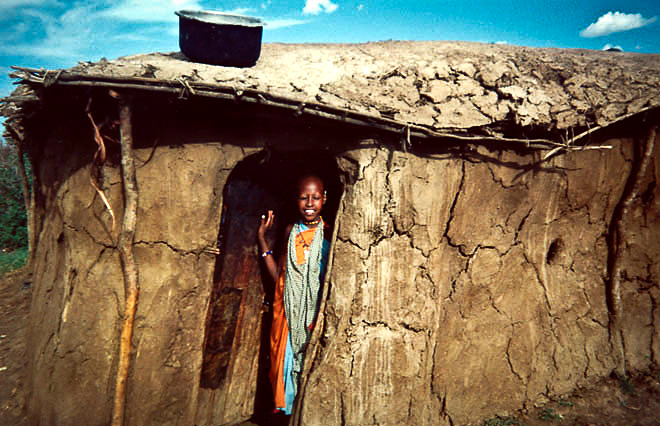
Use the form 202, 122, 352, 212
198, 149, 343, 422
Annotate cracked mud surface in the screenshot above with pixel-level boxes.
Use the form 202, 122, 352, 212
71, 41, 660, 138
9, 80, 659, 424
21, 130, 260, 425
3, 253, 659, 426
297, 137, 659, 425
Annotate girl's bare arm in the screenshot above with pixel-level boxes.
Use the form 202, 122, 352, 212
257, 210, 279, 282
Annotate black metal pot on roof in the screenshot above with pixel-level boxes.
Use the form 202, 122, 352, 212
175, 10, 263, 67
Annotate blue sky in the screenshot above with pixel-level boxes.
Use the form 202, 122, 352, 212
0, 0, 659, 104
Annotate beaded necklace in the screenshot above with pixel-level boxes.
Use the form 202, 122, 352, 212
297, 217, 321, 260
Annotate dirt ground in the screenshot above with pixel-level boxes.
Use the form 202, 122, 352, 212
501, 371, 660, 426
0, 268, 30, 426
1, 269, 659, 426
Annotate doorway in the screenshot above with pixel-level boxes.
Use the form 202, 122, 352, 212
197, 149, 342, 424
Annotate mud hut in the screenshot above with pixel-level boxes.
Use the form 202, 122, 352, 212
2, 41, 660, 426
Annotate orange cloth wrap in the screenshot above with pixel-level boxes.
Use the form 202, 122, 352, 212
269, 227, 317, 410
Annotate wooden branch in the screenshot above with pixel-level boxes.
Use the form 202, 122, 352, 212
111, 92, 140, 426
607, 123, 657, 375
542, 143, 613, 161
569, 107, 658, 145
2, 127, 35, 268
0, 95, 39, 104
9, 65, 46, 75
291, 190, 346, 426
8, 68, 568, 149
8, 67, 660, 157
4, 123, 24, 142
135, 137, 160, 167
15, 141, 33, 263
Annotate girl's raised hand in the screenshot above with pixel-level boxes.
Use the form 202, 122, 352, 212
258, 210, 274, 240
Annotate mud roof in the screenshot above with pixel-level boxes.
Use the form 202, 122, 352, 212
4, 41, 660, 148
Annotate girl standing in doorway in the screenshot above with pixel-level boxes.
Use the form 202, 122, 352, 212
257, 175, 331, 415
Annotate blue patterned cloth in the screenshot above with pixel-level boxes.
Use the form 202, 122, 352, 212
278, 221, 330, 414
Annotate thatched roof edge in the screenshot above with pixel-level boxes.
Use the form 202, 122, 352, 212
2, 41, 660, 153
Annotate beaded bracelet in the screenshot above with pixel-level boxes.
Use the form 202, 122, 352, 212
261, 249, 273, 258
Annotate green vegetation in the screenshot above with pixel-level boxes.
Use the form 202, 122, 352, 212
0, 141, 30, 276
483, 416, 524, 426
558, 398, 574, 407
538, 407, 563, 421
0, 247, 28, 276
617, 374, 636, 396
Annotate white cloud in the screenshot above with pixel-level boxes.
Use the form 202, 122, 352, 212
0, 0, 313, 67
101, 0, 203, 23
0, 4, 95, 60
0, 0, 63, 22
21, 8, 53, 22
264, 18, 308, 30
111, 32, 156, 43
494, 41, 508, 45
102, 2, 258, 23
303, 0, 338, 15
0, 0, 61, 11
602, 44, 623, 52
1, 1, 174, 62
228, 8, 257, 16
357, 4, 364, 11
580, 11, 657, 38
2, 21, 30, 43
13, 22, 29, 34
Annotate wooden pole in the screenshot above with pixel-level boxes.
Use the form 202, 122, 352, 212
608, 123, 656, 375
111, 92, 140, 426
11, 65, 627, 151
14, 141, 34, 265
3, 126, 35, 268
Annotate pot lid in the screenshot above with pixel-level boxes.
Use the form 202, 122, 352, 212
175, 10, 263, 27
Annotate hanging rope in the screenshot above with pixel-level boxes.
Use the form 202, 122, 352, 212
86, 98, 116, 231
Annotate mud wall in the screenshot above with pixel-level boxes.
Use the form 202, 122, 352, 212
25, 109, 259, 425
24, 101, 659, 426
299, 137, 660, 425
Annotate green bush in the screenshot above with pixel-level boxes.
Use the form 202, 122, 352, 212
0, 247, 28, 276
483, 416, 524, 426
0, 142, 29, 250
538, 407, 563, 421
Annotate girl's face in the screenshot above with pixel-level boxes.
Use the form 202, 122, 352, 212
297, 177, 325, 223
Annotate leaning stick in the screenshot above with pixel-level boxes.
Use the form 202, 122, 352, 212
111, 91, 140, 426
608, 123, 656, 374
14, 141, 34, 266
3, 127, 34, 265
